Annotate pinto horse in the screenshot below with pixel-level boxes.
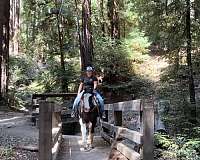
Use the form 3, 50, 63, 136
78, 93, 99, 150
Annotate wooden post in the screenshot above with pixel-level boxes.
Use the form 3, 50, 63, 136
114, 111, 122, 126
139, 101, 143, 156
143, 101, 154, 160
39, 101, 53, 160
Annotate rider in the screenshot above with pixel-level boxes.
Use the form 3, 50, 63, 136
72, 66, 105, 118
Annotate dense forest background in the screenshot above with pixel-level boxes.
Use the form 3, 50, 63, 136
0, 0, 200, 159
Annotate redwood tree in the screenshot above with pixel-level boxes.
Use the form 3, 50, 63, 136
107, 0, 120, 39
0, 0, 10, 105
81, 0, 93, 69
186, 0, 196, 121
100, 0, 106, 36
10, 0, 20, 55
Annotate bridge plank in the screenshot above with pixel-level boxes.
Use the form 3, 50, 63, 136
101, 131, 114, 144
116, 143, 140, 160
52, 134, 62, 160
105, 99, 142, 111
120, 129, 143, 145
57, 135, 110, 160
52, 125, 62, 147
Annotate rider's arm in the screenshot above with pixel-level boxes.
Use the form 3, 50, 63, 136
78, 82, 83, 94
93, 81, 98, 90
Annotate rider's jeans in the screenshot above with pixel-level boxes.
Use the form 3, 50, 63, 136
72, 90, 104, 113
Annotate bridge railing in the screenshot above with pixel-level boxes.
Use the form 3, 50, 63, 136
101, 99, 154, 160
39, 101, 62, 160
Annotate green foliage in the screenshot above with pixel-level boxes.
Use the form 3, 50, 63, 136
9, 55, 37, 85
37, 59, 78, 92
94, 37, 133, 81
8, 55, 40, 107
0, 147, 14, 159
155, 133, 200, 160
182, 139, 200, 153
124, 28, 151, 62
155, 133, 178, 150
93, 36, 152, 98
9, 54, 79, 108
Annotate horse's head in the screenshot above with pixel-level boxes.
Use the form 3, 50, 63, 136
81, 93, 97, 112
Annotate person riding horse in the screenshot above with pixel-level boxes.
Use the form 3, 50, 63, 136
72, 66, 105, 150
72, 66, 105, 118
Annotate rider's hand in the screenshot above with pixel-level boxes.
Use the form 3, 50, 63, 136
93, 89, 97, 94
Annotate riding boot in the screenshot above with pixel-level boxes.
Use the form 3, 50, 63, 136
102, 111, 106, 119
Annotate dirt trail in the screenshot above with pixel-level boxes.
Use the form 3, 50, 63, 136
0, 112, 38, 160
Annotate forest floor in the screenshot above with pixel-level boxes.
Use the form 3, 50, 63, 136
0, 111, 38, 160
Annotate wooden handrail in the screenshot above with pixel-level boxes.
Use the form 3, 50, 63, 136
101, 99, 154, 160
32, 93, 77, 99
104, 99, 142, 112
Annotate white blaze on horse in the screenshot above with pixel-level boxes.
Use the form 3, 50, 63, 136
78, 93, 99, 150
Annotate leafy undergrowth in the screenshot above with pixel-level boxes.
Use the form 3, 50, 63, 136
0, 147, 38, 160
0, 147, 14, 160
155, 132, 200, 160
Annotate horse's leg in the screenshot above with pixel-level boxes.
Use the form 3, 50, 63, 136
79, 118, 87, 148
88, 122, 94, 148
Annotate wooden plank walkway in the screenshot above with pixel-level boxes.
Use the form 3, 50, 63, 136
57, 135, 110, 160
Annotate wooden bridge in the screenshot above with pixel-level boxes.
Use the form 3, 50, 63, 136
33, 93, 154, 160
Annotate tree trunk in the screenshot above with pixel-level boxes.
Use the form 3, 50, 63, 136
165, 0, 168, 16
123, 20, 126, 38
55, 0, 68, 92
194, 0, 200, 20
74, 0, 84, 68
107, 0, 120, 39
81, 0, 93, 70
0, 0, 10, 106
100, 0, 106, 36
10, 0, 20, 55
57, 15, 67, 92
186, 0, 196, 122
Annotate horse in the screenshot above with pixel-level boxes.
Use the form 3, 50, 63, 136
78, 92, 99, 150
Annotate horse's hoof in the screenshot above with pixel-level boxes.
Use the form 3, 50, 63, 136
80, 145, 90, 152
87, 144, 94, 150
83, 146, 90, 152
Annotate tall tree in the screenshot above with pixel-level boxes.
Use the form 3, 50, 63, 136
10, 0, 20, 55
100, 0, 106, 36
107, 0, 120, 39
81, 0, 93, 69
54, 0, 68, 92
194, 0, 200, 20
186, 0, 196, 120
0, 0, 10, 105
